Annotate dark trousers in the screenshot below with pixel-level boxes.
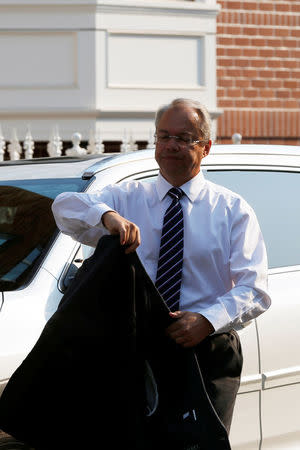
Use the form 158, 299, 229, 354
144, 330, 243, 450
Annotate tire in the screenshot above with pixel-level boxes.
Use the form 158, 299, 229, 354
0, 436, 33, 450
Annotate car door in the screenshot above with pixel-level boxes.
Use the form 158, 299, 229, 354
252, 169, 300, 449
205, 166, 300, 450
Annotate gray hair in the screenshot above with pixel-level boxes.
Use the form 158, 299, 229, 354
155, 98, 211, 141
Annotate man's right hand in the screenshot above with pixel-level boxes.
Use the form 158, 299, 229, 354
102, 211, 141, 254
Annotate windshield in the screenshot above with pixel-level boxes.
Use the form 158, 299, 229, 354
0, 178, 87, 291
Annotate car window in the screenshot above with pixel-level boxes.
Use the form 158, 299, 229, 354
137, 170, 300, 270
204, 170, 300, 269
0, 178, 88, 291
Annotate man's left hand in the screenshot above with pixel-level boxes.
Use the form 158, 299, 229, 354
166, 311, 214, 348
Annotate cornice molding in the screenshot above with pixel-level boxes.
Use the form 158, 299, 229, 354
0, 0, 220, 16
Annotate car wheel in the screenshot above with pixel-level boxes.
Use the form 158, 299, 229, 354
0, 436, 33, 450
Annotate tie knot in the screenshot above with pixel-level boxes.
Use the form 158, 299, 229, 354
168, 187, 184, 201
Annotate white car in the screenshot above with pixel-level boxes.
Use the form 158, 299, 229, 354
0, 146, 300, 449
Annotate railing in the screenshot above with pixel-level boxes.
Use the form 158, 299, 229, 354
0, 125, 242, 161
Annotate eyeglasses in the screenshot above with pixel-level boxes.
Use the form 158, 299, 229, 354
154, 134, 207, 147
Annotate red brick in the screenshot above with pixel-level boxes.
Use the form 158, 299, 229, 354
267, 59, 282, 68
276, 28, 290, 37
235, 37, 251, 46
243, 48, 259, 57
225, 68, 243, 77
226, 25, 242, 34
217, 48, 226, 57
235, 78, 251, 87
266, 100, 284, 108
250, 100, 267, 107
227, 88, 243, 97
219, 78, 234, 87
284, 80, 298, 89
244, 89, 258, 97
276, 49, 290, 58
285, 60, 298, 69
259, 69, 275, 78
235, 100, 251, 107
251, 59, 267, 68
283, 39, 297, 48
252, 79, 267, 88
227, 48, 243, 56
276, 70, 291, 78
217, 37, 235, 46
258, 27, 274, 36
243, 2, 258, 10
266, 38, 282, 47
291, 71, 300, 79
252, 37, 269, 46
217, 88, 226, 97
235, 58, 252, 67
275, 3, 290, 12
290, 29, 300, 38
259, 49, 274, 58
243, 26, 260, 36
259, 88, 275, 97
259, 3, 274, 11
218, 58, 233, 67
284, 100, 300, 108
276, 90, 290, 98
243, 68, 259, 78
268, 79, 283, 88
217, 25, 226, 34
289, 49, 300, 59
290, 3, 300, 13
217, 68, 226, 78
225, 1, 242, 9
218, 99, 235, 108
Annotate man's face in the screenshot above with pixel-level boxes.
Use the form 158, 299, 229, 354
155, 106, 211, 186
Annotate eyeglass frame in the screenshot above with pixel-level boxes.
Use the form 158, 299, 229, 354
154, 133, 208, 147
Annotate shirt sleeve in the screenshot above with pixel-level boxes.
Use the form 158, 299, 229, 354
201, 198, 271, 333
51, 188, 117, 247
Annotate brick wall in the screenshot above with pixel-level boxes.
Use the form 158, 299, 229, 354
216, 0, 300, 145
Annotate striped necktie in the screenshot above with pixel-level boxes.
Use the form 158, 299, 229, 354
155, 187, 184, 311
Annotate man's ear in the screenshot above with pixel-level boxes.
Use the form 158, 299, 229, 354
203, 140, 212, 158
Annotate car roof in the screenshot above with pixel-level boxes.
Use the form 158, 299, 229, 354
1, 145, 300, 181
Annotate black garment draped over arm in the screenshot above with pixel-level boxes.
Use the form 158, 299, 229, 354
0, 235, 242, 450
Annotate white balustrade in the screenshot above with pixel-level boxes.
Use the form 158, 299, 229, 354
87, 130, 104, 154
47, 126, 63, 157
8, 129, 22, 161
65, 133, 87, 156
232, 133, 242, 144
0, 126, 6, 162
23, 127, 35, 159
2, 126, 237, 161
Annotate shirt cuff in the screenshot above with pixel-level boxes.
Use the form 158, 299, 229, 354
199, 301, 232, 334
86, 204, 115, 227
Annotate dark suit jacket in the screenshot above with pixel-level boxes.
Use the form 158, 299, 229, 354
0, 235, 241, 450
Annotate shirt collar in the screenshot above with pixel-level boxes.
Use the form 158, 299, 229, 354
156, 170, 206, 202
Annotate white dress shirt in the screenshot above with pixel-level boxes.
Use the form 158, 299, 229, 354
52, 170, 271, 333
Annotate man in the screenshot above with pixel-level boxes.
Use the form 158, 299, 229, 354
52, 98, 270, 439
53, 98, 270, 343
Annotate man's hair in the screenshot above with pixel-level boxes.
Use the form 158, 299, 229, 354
155, 98, 211, 141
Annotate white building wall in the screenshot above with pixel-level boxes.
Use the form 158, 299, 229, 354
0, 0, 221, 144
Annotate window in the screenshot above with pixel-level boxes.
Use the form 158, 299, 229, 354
205, 170, 300, 269
0, 178, 88, 291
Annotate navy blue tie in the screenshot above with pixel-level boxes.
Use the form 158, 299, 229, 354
155, 187, 184, 311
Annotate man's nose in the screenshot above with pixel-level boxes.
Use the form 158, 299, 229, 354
165, 136, 180, 149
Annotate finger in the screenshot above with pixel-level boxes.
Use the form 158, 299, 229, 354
124, 225, 141, 254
